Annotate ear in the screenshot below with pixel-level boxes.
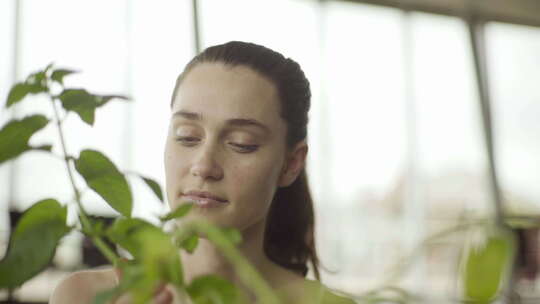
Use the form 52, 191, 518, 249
278, 140, 308, 188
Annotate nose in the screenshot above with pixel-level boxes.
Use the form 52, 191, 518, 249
189, 142, 224, 181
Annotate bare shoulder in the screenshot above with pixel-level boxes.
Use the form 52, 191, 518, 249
50, 266, 117, 304
303, 280, 357, 304
278, 278, 356, 304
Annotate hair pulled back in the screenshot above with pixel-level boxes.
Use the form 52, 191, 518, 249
171, 41, 319, 279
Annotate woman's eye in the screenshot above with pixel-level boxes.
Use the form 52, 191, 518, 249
175, 137, 258, 152
229, 143, 259, 153
175, 137, 199, 145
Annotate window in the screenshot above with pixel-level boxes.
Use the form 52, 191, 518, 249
486, 22, 540, 212
2, 0, 539, 302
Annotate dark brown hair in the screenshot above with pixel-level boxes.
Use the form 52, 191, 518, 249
170, 41, 320, 279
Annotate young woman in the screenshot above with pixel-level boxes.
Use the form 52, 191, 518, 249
51, 41, 355, 304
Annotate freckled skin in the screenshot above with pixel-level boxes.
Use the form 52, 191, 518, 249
164, 62, 291, 232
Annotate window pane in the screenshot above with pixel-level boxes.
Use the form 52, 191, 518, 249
321, 3, 407, 290
0, 0, 14, 107
11, 0, 193, 219
0, 0, 15, 249
408, 12, 489, 298
129, 0, 194, 220
13, 0, 130, 214
2, 1, 194, 301
319, 6, 489, 299
486, 22, 540, 212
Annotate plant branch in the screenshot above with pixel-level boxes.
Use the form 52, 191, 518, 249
49, 95, 119, 264
50, 96, 83, 213
187, 221, 281, 304
93, 236, 118, 265
45, 150, 74, 164
381, 219, 486, 286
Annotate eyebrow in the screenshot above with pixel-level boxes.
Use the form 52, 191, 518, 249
172, 110, 271, 134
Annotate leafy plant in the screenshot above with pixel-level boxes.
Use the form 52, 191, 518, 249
358, 217, 518, 304
1, 64, 518, 304
0, 64, 283, 304
461, 227, 515, 304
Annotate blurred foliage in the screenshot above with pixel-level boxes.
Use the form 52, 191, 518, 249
0, 114, 51, 164
462, 228, 515, 304
0, 64, 284, 304
75, 149, 133, 217
0, 199, 69, 288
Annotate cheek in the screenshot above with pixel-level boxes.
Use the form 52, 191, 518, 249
227, 159, 281, 229
164, 142, 176, 179
163, 144, 176, 204
164, 140, 190, 173
163, 142, 190, 202
231, 158, 281, 201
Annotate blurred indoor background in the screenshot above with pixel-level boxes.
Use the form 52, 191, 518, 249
1, 0, 539, 303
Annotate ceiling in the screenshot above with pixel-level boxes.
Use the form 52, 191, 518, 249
339, 0, 540, 27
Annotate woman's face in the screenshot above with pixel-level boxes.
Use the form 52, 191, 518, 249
164, 62, 292, 231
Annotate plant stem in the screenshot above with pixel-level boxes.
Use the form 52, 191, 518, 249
50, 97, 84, 214
93, 236, 118, 264
50, 95, 119, 264
383, 219, 486, 286
189, 221, 281, 304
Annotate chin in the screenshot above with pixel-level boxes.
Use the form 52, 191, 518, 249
173, 211, 232, 230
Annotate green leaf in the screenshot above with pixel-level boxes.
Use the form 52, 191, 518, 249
107, 218, 184, 288
179, 234, 199, 254
85, 217, 107, 237
220, 227, 242, 245
0, 115, 50, 165
139, 230, 184, 288
25, 69, 49, 94
92, 287, 123, 304
463, 230, 515, 303
51, 69, 78, 85
58, 89, 129, 126
92, 264, 144, 304
107, 218, 156, 255
6, 83, 32, 108
118, 264, 157, 304
140, 175, 164, 202
91, 265, 148, 304
43, 62, 54, 73
190, 221, 280, 303
0, 199, 70, 288
27, 73, 46, 87
33, 144, 53, 152
5, 64, 55, 107
187, 275, 245, 304
75, 149, 132, 217
161, 203, 194, 221
96, 94, 130, 107
58, 89, 99, 125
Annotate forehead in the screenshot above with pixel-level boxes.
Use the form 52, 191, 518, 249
173, 62, 282, 124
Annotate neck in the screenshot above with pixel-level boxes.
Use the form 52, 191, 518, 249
180, 217, 282, 288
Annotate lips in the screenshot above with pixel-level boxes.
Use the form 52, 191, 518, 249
181, 190, 228, 208
184, 190, 227, 202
